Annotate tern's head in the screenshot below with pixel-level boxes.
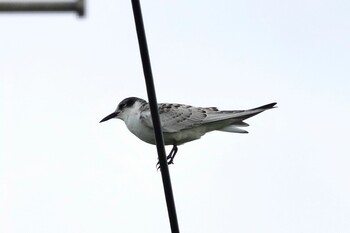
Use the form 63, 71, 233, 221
100, 97, 146, 123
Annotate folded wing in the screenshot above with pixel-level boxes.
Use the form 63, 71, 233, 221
140, 102, 276, 133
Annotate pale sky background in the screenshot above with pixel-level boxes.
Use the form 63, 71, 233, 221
1, 0, 350, 233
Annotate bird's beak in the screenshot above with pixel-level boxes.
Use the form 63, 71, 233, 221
99, 111, 119, 123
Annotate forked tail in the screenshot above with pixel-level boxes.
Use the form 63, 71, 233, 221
217, 102, 277, 133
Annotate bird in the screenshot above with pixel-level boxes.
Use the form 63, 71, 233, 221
100, 97, 276, 168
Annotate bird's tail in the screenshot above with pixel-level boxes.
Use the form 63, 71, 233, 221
217, 102, 277, 133
219, 125, 249, 133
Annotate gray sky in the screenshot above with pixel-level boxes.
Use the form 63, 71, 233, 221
1, 0, 349, 232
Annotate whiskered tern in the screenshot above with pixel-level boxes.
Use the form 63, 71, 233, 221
100, 97, 276, 167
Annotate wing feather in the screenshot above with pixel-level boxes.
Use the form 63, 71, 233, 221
140, 102, 276, 133
140, 104, 208, 133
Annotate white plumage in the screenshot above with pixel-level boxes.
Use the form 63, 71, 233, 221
100, 97, 276, 166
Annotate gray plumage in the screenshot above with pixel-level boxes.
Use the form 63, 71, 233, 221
100, 97, 276, 167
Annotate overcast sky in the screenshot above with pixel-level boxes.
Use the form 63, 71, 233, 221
1, 0, 349, 233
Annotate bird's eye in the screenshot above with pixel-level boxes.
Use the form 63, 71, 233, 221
119, 103, 126, 109
119, 98, 136, 110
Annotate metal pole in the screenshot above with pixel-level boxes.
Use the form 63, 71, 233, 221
0, 0, 84, 17
130, 1, 180, 232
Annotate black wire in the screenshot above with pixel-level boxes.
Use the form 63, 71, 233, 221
131, 1, 180, 232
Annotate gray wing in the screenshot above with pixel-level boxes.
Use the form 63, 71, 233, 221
140, 102, 276, 133
141, 103, 276, 133
203, 102, 277, 124
140, 103, 211, 133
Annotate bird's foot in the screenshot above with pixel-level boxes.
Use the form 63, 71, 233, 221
156, 145, 178, 170
167, 154, 175, 165
156, 155, 175, 170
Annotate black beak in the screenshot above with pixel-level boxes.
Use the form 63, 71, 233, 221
99, 111, 119, 123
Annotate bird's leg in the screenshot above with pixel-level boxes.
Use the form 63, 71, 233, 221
156, 145, 178, 170
166, 145, 178, 165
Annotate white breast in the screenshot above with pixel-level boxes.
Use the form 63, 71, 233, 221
123, 112, 157, 145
